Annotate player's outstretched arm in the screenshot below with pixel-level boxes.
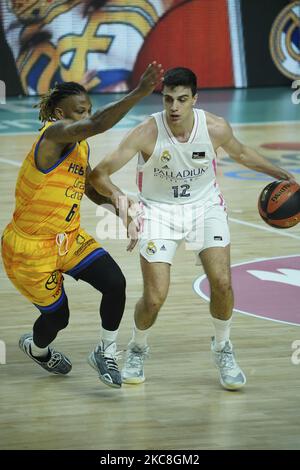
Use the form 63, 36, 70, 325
220, 120, 295, 182
88, 123, 146, 207
45, 62, 163, 144
88, 124, 147, 251
85, 164, 112, 206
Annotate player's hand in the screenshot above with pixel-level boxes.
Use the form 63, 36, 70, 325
110, 190, 132, 229
111, 192, 142, 251
126, 216, 139, 252
126, 202, 143, 252
110, 190, 127, 211
276, 168, 297, 184
136, 61, 164, 96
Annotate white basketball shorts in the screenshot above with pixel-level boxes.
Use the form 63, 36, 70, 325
138, 199, 230, 264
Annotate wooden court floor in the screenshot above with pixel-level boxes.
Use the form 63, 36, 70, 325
0, 98, 300, 450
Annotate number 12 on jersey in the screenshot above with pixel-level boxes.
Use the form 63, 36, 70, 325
172, 184, 191, 198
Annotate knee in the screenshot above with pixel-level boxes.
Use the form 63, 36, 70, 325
47, 301, 70, 331
51, 307, 70, 331
104, 270, 126, 295
210, 276, 232, 297
143, 291, 166, 315
55, 313, 69, 330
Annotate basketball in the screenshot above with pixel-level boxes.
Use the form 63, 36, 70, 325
258, 180, 300, 228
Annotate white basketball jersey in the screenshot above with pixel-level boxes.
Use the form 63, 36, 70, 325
137, 109, 224, 206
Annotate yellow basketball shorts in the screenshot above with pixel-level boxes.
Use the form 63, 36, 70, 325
1, 223, 106, 312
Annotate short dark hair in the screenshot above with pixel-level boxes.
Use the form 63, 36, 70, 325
34, 82, 87, 122
163, 67, 197, 96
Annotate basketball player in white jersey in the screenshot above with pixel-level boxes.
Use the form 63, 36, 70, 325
89, 68, 294, 390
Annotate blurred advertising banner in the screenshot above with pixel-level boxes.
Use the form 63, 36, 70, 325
1, 0, 299, 96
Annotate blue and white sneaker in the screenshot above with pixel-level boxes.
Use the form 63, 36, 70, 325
88, 341, 122, 389
19, 333, 72, 375
211, 337, 246, 390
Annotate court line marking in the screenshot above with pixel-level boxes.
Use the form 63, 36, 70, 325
232, 120, 300, 127
228, 217, 300, 240
1, 324, 33, 331
1, 158, 300, 241
0, 120, 299, 137
0, 131, 37, 136
126, 191, 300, 240
193, 254, 300, 327
0, 157, 23, 167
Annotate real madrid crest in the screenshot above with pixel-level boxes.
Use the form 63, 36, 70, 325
269, 1, 300, 80
146, 241, 157, 255
160, 150, 171, 164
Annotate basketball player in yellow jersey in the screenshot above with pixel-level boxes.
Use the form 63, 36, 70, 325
1, 62, 163, 388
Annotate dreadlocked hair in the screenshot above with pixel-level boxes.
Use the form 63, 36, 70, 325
34, 82, 87, 123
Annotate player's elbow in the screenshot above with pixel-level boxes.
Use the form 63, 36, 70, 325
88, 167, 100, 187
239, 145, 250, 162
84, 180, 95, 198
88, 165, 107, 189
231, 145, 248, 164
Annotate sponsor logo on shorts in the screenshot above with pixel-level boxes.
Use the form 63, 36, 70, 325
45, 270, 59, 290
51, 279, 63, 300
160, 150, 171, 163
214, 236, 223, 241
146, 241, 157, 255
74, 238, 96, 256
76, 234, 85, 245
160, 245, 167, 251
270, 1, 300, 80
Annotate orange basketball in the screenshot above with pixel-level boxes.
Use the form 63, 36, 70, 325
258, 180, 300, 228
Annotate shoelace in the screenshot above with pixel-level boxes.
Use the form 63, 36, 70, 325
56, 232, 69, 256
47, 352, 62, 368
218, 348, 235, 369
98, 349, 122, 371
127, 349, 148, 369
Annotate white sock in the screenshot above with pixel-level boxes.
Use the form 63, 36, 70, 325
211, 316, 232, 351
130, 323, 149, 349
30, 340, 49, 358
101, 327, 118, 349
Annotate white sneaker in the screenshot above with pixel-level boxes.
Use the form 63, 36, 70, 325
211, 337, 246, 391
121, 344, 149, 384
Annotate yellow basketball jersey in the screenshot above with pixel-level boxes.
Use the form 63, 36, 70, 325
13, 123, 89, 236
